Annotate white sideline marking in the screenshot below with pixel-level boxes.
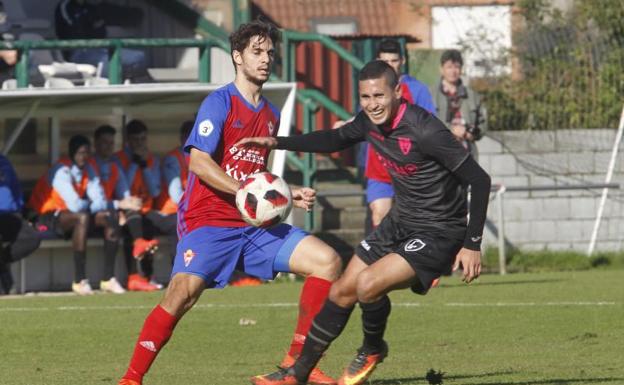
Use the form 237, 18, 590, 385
0, 301, 617, 313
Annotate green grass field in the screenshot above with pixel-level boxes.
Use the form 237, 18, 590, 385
1, 270, 623, 385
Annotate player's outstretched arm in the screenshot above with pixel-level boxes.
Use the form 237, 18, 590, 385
188, 147, 240, 195
236, 125, 361, 153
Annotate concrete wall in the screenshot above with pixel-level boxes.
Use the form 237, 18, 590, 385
479, 129, 624, 252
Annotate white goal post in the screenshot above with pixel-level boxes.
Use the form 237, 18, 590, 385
587, 104, 624, 256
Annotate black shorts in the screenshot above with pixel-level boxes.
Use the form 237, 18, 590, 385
355, 215, 464, 295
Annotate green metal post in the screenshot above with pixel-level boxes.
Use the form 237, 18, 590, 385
199, 44, 211, 83
232, 0, 250, 29
362, 38, 375, 63
288, 40, 296, 82
351, 41, 361, 114
109, 40, 122, 84
398, 36, 407, 74
302, 104, 316, 231
16, 47, 29, 88
282, 35, 290, 81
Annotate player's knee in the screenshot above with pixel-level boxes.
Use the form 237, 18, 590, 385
328, 279, 357, 307
356, 270, 383, 303
76, 212, 90, 226
311, 248, 342, 281
161, 276, 202, 317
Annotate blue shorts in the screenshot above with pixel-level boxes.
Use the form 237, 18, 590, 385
171, 224, 308, 288
366, 179, 395, 204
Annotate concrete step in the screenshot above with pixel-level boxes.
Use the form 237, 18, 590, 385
318, 206, 368, 230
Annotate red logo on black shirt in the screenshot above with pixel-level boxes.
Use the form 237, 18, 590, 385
398, 137, 412, 155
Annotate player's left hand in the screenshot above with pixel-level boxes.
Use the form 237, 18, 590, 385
291, 187, 316, 212
452, 247, 481, 283
234, 136, 277, 149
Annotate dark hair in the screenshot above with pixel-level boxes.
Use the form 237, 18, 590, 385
69, 134, 90, 159
94, 124, 116, 140
179, 120, 194, 140
440, 49, 463, 66
376, 39, 402, 58
229, 20, 280, 66
358, 60, 399, 88
125, 119, 147, 136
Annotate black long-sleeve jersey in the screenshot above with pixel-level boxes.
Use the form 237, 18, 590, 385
276, 102, 491, 250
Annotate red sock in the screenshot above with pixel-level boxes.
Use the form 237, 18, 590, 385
288, 276, 332, 358
123, 305, 178, 382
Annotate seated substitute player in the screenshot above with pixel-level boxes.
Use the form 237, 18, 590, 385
117, 20, 342, 385
91, 125, 144, 293
153, 120, 193, 265
240, 60, 491, 385
28, 135, 124, 295
114, 120, 170, 292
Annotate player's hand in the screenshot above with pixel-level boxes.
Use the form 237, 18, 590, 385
291, 187, 316, 212
118, 196, 142, 211
452, 247, 481, 283
451, 124, 467, 141
332, 120, 346, 129
332, 116, 355, 129
234, 136, 277, 149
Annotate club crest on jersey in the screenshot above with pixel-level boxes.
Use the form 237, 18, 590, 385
183, 249, 195, 267
198, 119, 214, 137
267, 121, 275, 135
404, 238, 425, 252
398, 137, 412, 155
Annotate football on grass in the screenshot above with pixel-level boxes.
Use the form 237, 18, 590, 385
236, 172, 293, 228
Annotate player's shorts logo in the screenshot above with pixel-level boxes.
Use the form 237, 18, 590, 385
404, 238, 425, 252
360, 240, 371, 251
198, 119, 214, 137
184, 249, 195, 267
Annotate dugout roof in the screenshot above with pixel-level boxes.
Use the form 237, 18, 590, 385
0, 82, 296, 118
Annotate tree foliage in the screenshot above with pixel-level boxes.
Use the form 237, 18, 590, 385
484, 0, 624, 130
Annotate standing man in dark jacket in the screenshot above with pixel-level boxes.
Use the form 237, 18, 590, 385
431, 49, 487, 158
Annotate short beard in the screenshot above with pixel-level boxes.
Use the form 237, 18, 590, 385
243, 69, 268, 87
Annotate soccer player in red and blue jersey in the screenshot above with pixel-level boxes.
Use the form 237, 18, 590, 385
117, 21, 341, 385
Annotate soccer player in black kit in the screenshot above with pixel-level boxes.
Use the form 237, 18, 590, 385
240, 60, 491, 385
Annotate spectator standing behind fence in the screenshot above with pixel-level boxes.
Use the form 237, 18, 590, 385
114, 120, 175, 291
431, 49, 487, 158
0, 155, 41, 295
54, 0, 147, 81
27, 135, 122, 295
91, 125, 144, 293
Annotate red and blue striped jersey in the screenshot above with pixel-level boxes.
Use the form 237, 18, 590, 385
178, 83, 280, 236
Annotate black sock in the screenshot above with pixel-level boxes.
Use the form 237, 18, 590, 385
293, 300, 354, 383
103, 239, 118, 280
73, 251, 87, 282
360, 295, 391, 353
